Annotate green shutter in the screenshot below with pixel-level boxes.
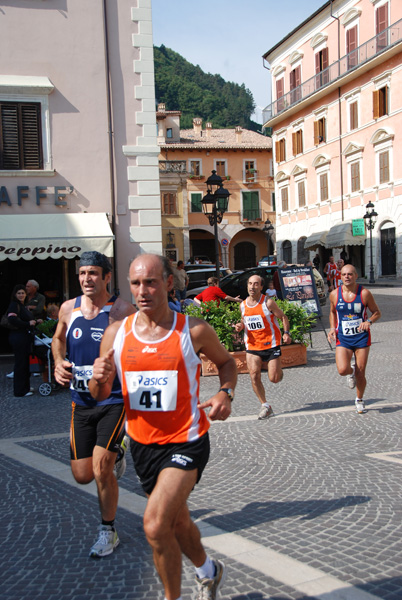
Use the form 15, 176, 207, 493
242, 191, 259, 220
191, 192, 202, 213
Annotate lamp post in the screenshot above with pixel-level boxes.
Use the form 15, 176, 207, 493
363, 201, 378, 284
201, 171, 231, 280
262, 219, 275, 263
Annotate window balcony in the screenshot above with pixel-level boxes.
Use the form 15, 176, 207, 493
263, 18, 402, 123
159, 160, 187, 174
244, 169, 258, 183
242, 209, 262, 222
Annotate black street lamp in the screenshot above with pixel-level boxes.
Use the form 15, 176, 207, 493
202, 170, 231, 280
262, 219, 275, 262
363, 201, 378, 284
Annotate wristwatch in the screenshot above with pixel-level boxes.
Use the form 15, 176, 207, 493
219, 387, 234, 401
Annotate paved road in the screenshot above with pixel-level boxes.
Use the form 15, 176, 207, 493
1, 283, 402, 600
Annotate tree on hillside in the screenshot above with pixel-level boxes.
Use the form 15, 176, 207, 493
154, 45, 260, 131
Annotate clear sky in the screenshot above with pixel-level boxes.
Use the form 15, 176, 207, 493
152, 0, 326, 123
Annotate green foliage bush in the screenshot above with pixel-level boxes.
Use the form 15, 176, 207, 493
276, 300, 317, 346
184, 301, 243, 352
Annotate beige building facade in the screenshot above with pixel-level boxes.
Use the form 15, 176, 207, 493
263, 0, 402, 277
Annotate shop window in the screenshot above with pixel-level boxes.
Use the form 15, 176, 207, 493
190, 192, 202, 213
379, 151, 389, 184
314, 118, 326, 145
0, 101, 43, 170
162, 192, 177, 215
351, 162, 360, 192
281, 187, 289, 212
292, 130, 303, 155
373, 86, 388, 119
320, 173, 328, 201
275, 138, 286, 163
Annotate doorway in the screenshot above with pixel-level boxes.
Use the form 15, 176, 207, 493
381, 223, 396, 276
234, 242, 256, 270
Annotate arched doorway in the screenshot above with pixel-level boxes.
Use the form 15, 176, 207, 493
381, 222, 396, 276
297, 237, 308, 265
282, 240, 292, 264
234, 241, 256, 270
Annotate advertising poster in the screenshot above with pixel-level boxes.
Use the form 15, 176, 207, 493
278, 266, 322, 317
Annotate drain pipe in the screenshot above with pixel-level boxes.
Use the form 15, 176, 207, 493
331, 0, 345, 221
102, 0, 119, 293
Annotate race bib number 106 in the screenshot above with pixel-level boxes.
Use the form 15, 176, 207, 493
124, 370, 178, 412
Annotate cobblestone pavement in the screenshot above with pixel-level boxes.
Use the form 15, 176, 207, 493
1, 283, 402, 600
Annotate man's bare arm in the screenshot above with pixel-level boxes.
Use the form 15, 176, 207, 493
52, 300, 74, 385
267, 299, 292, 344
88, 320, 122, 401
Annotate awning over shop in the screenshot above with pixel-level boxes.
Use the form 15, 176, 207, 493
325, 221, 366, 249
0, 213, 114, 261
304, 231, 327, 250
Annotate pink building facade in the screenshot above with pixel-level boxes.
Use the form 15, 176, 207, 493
0, 0, 161, 332
263, 0, 401, 278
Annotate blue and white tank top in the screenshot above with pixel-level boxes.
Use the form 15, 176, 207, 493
66, 295, 123, 407
335, 285, 370, 347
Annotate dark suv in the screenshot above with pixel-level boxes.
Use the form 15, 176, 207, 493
220, 266, 326, 306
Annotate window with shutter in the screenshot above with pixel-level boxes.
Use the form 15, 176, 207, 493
349, 101, 358, 130
190, 192, 202, 213
320, 173, 328, 201
281, 187, 289, 212
290, 66, 301, 103
215, 160, 226, 177
315, 48, 329, 89
298, 181, 306, 208
242, 191, 260, 220
276, 78, 285, 112
190, 160, 201, 176
275, 139, 286, 163
379, 151, 389, 184
376, 3, 389, 51
314, 118, 326, 145
0, 102, 43, 170
162, 192, 177, 215
346, 26, 358, 69
293, 130, 303, 155
373, 86, 388, 119
351, 162, 360, 192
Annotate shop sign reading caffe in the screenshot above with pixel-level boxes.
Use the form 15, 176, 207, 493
0, 185, 74, 206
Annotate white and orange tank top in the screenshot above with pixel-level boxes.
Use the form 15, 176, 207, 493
113, 312, 209, 445
240, 294, 282, 351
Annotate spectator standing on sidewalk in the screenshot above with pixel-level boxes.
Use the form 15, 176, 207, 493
89, 254, 237, 600
327, 264, 381, 414
173, 260, 189, 303
235, 274, 291, 420
25, 279, 46, 319
52, 251, 136, 558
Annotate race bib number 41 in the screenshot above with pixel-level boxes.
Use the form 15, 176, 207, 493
124, 370, 178, 412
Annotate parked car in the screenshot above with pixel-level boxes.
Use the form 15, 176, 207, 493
219, 266, 327, 306
185, 267, 232, 295
184, 262, 213, 273
258, 255, 277, 266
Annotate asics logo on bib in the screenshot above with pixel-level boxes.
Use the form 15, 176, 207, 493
136, 374, 168, 387
142, 346, 157, 353
74, 368, 93, 377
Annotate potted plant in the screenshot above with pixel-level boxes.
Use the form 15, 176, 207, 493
275, 299, 317, 368
184, 301, 248, 375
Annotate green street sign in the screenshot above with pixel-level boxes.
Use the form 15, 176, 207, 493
352, 219, 365, 236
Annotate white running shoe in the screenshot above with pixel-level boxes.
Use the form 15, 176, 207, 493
355, 400, 366, 414
113, 435, 130, 480
258, 405, 274, 420
89, 525, 119, 558
6, 372, 14, 379
196, 559, 226, 600
347, 364, 356, 389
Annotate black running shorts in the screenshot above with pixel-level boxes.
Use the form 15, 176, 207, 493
70, 402, 126, 460
246, 346, 282, 362
130, 433, 210, 495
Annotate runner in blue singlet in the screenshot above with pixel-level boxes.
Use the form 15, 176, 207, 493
52, 251, 135, 557
328, 264, 381, 414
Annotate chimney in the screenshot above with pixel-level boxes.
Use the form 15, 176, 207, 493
157, 103, 166, 113
235, 126, 242, 143
205, 122, 212, 138
193, 118, 202, 134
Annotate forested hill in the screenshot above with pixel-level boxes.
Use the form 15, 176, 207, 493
154, 45, 261, 132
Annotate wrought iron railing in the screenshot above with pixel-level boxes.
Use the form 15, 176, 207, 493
263, 18, 402, 122
242, 209, 262, 221
159, 160, 187, 173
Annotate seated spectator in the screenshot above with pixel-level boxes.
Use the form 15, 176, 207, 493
194, 277, 242, 306
168, 289, 181, 313
265, 279, 277, 299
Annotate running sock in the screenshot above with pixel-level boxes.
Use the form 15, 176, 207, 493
102, 519, 115, 529
195, 556, 215, 579
263, 402, 271, 408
